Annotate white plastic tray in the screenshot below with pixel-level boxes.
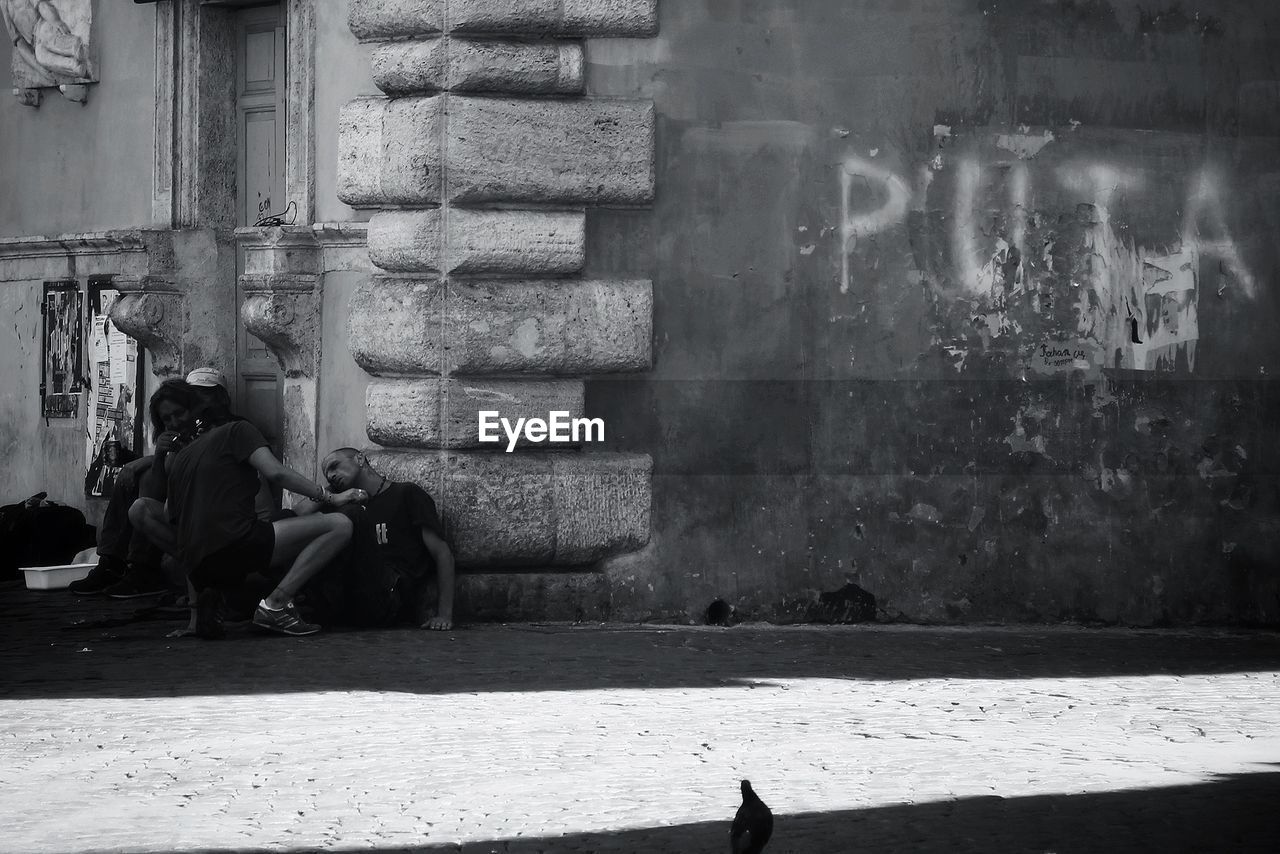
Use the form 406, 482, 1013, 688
20, 563, 95, 590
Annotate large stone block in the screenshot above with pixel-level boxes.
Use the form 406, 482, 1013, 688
371, 38, 584, 96
338, 96, 652, 206
349, 277, 653, 376
337, 97, 443, 207
349, 0, 656, 39
348, 277, 442, 375
446, 279, 652, 374
367, 450, 652, 566
366, 377, 585, 449
367, 209, 585, 275
448, 97, 654, 205
450, 0, 657, 36
349, 0, 442, 41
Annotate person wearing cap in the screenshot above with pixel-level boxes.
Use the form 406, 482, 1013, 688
135, 373, 364, 638
84, 366, 258, 599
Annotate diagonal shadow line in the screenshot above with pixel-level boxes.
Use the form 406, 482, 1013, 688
67, 771, 1280, 853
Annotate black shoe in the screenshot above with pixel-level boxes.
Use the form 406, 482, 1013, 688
68, 560, 124, 596
195, 588, 226, 640
253, 600, 320, 636
104, 568, 168, 599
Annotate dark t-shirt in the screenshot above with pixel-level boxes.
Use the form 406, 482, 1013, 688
166, 420, 270, 569
347, 481, 445, 584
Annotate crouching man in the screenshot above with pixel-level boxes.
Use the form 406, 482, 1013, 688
132, 409, 363, 639
297, 448, 456, 631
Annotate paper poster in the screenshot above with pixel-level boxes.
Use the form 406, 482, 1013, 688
41, 281, 82, 419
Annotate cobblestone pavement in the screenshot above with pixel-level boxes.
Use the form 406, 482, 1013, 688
1, 583, 1279, 853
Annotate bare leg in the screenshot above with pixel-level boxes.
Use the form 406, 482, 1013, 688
263, 513, 352, 609
128, 498, 179, 558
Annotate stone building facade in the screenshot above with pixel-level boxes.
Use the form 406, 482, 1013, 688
2, 1, 1278, 625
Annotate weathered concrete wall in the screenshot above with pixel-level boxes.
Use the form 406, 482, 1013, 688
584, 0, 1280, 626
0, 278, 85, 508
313, 1, 376, 225
0, 3, 155, 237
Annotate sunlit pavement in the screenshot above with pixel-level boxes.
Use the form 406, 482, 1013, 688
1, 586, 1278, 853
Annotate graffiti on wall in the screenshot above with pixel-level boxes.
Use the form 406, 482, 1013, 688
838, 126, 1259, 376
41, 280, 83, 419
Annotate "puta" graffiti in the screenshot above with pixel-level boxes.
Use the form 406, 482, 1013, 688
837, 128, 1259, 373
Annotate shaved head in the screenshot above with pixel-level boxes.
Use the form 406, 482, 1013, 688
324, 447, 361, 463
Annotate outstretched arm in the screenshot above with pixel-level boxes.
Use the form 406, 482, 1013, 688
247, 447, 364, 508
420, 529, 455, 631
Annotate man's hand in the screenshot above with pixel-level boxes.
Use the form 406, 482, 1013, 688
155, 431, 188, 455
329, 488, 368, 507
421, 615, 453, 631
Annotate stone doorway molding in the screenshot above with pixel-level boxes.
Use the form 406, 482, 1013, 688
152, 0, 316, 230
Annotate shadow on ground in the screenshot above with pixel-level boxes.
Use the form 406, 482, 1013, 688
3, 584, 1279, 700
75, 770, 1280, 853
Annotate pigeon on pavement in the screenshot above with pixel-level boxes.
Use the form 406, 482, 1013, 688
730, 779, 773, 853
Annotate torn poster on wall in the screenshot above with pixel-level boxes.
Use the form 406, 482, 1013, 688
84, 281, 142, 496
41, 280, 83, 419
1, 0, 97, 106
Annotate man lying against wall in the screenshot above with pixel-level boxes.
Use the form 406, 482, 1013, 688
288, 447, 456, 632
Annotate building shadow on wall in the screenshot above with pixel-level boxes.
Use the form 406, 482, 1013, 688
2, 584, 1279, 700
129, 770, 1280, 853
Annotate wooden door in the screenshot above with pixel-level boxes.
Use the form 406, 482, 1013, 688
234, 3, 286, 457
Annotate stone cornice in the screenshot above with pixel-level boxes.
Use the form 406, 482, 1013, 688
234, 223, 372, 274
0, 229, 178, 283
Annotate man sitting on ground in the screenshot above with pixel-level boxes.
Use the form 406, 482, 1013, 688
297, 448, 455, 631
71, 377, 202, 598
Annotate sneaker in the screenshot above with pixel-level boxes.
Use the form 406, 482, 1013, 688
194, 587, 226, 640
68, 560, 124, 596
104, 568, 168, 599
252, 600, 320, 636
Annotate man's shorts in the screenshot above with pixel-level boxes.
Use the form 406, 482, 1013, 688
191, 519, 275, 590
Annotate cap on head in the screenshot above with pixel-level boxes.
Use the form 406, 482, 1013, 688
185, 367, 228, 389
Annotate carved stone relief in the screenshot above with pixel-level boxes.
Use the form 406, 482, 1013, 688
2, 0, 97, 105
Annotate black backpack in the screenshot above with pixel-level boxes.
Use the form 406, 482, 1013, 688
0, 493, 97, 580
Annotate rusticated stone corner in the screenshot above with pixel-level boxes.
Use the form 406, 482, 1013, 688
448, 97, 654, 205
108, 292, 185, 377
240, 290, 320, 379
367, 377, 586, 449
371, 39, 584, 96
367, 209, 585, 275
337, 96, 443, 207
349, 0, 656, 40
368, 450, 652, 567
349, 277, 652, 377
